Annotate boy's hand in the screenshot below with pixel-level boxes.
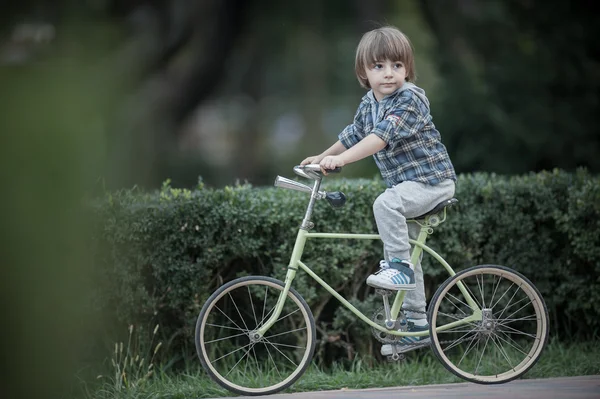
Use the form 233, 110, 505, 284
320, 155, 345, 174
300, 155, 323, 165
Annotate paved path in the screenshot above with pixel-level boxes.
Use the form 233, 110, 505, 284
217, 375, 600, 399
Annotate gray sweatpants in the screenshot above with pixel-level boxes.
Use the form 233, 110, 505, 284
373, 179, 455, 320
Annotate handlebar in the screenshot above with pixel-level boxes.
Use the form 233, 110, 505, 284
293, 164, 341, 179
274, 165, 347, 209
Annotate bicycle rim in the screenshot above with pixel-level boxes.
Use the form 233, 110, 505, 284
429, 265, 549, 384
196, 276, 316, 396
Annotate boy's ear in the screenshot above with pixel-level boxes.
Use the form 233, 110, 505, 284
359, 72, 370, 88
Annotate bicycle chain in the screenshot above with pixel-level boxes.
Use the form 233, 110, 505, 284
371, 306, 474, 347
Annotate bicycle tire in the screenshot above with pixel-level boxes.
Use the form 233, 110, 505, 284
195, 276, 316, 396
428, 264, 549, 384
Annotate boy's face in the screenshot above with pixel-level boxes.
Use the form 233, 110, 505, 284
364, 59, 407, 101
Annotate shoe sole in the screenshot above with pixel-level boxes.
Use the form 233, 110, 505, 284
367, 280, 416, 291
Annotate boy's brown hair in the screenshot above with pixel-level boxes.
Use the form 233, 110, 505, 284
354, 26, 416, 89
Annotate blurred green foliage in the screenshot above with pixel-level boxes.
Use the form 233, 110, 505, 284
0, 59, 110, 399
90, 170, 599, 365
0, 12, 126, 396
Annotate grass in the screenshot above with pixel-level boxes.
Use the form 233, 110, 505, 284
84, 338, 600, 399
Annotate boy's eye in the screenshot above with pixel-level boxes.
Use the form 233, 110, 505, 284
394, 63, 403, 69
374, 63, 383, 69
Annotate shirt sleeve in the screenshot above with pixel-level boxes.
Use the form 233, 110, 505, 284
371, 103, 424, 145
338, 106, 364, 149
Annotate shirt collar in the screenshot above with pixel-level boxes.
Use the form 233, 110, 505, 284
364, 87, 402, 106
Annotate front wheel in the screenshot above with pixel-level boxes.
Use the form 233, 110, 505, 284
428, 265, 549, 384
195, 276, 316, 396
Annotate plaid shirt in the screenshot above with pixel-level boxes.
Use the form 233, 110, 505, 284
338, 83, 456, 188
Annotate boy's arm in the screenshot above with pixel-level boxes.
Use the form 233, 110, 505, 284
300, 140, 346, 165
304, 102, 367, 167
320, 134, 386, 170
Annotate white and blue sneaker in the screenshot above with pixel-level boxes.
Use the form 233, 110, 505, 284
381, 319, 430, 356
366, 259, 416, 291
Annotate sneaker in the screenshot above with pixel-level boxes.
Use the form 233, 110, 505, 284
366, 259, 416, 290
381, 320, 430, 356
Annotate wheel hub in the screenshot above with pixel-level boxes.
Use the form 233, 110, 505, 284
248, 331, 262, 343
479, 308, 497, 334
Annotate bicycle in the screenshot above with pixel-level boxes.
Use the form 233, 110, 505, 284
195, 164, 549, 396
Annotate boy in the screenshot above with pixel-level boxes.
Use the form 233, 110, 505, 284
301, 26, 456, 354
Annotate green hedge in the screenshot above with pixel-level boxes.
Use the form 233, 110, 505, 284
91, 169, 600, 361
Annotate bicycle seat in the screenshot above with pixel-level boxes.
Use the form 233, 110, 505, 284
413, 198, 458, 220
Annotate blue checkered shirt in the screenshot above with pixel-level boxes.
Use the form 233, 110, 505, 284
338, 83, 456, 188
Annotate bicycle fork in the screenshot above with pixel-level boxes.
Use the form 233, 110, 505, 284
255, 229, 308, 337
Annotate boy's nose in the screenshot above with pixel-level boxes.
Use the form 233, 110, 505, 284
384, 65, 393, 77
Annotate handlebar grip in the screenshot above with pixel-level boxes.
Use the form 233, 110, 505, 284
299, 164, 342, 173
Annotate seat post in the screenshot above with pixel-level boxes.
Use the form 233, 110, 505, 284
409, 222, 432, 266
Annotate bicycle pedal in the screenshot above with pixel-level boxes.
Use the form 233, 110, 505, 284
375, 288, 394, 296
386, 353, 406, 362
392, 340, 431, 354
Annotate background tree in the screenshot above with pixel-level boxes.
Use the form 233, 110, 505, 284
420, 0, 600, 173
4, 1, 596, 188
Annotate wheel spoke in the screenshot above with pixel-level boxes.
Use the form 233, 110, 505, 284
264, 341, 283, 378
456, 332, 481, 365
251, 344, 260, 375
489, 275, 503, 310
491, 281, 515, 309
224, 343, 256, 378
229, 292, 250, 332
503, 298, 535, 322
264, 341, 306, 350
263, 337, 299, 368
211, 341, 254, 364
462, 279, 484, 311
265, 326, 307, 340
214, 305, 247, 333
446, 292, 470, 315
275, 308, 301, 323
205, 331, 248, 344
497, 315, 538, 323
248, 286, 258, 327
489, 333, 515, 370
474, 335, 491, 375
495, 330, 533, 357
205, 323, 246, 332
476, 273, 485, 308
495, 285, 522, 320
261, 286, 269, 325
497, 323, 538, 339
445, 329, 479, 354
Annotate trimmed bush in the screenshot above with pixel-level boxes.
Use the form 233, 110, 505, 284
90, 169, 600, 361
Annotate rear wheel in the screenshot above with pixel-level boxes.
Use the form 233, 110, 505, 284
429, 265, 549, 384
195, 276, 316, 396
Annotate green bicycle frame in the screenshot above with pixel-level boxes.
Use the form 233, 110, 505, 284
259, 170, 482, 338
